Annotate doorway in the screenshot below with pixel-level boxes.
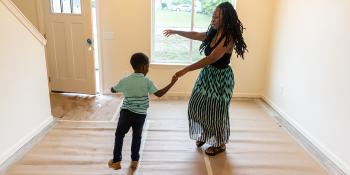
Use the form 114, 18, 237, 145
91, 0, 100, 94
43, 0, 101, 94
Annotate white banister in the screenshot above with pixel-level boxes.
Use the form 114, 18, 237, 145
0, 0, 46, 45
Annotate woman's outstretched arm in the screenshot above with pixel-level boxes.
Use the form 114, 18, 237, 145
163, 29, 206, 41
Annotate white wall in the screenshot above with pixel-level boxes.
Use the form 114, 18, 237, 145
0, 1, 52, 166
98, 0, 275, 97
264, 0, 350, 173
235, 0, 276, 96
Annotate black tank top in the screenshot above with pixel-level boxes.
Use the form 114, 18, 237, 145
204, 35, 232, 69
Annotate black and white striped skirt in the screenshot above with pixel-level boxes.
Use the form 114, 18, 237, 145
188, 65, 234, 147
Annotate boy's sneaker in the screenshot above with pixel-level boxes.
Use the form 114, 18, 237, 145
130, 161, 139, 169
108, 159, 121, 170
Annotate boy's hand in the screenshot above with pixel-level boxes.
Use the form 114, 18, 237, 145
111, 87, 116, 93
154, 75, 178, 98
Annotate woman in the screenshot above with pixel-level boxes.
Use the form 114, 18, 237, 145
163, 2, 247, 156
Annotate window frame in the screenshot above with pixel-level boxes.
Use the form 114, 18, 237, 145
50, 0, 82, 15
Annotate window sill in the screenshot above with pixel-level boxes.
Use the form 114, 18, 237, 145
150, 63, 190, 69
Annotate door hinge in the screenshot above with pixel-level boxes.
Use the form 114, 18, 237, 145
48, 76, 51, 82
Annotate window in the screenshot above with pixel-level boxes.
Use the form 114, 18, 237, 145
50, 0, 82, 14
152, 0, 234, 64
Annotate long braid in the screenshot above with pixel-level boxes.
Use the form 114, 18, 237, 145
199, 2, 247, 59
199, 26, 216, 54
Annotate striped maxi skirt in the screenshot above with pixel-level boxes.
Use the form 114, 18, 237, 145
188, 65, 234, 147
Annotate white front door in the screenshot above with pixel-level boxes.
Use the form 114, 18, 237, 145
44, 0, 96, 94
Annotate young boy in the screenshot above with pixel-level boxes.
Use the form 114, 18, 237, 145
108, 52, 177, 170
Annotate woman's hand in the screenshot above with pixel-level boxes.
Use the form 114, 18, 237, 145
171, 75, 178, 84
173, 69, 188, 79
163, 29, 177, 37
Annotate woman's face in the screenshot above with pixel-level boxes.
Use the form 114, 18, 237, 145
211, 7, 222, 30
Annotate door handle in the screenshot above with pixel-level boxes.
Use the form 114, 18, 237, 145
86, 38, 94, 51
87, 38, 92, 45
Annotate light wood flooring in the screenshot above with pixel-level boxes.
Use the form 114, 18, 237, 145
2, 94, 329, 175
50, 93, 122, 121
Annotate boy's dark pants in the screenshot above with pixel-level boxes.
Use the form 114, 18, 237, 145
113, 109, 146, 162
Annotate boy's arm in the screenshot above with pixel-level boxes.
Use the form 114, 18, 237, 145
153, 76, 178, 97
111, 79, 123, 93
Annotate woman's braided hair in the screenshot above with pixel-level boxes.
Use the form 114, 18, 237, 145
199, 2, 247, 59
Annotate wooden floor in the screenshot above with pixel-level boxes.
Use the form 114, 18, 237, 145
50, 93, 122, 121
3, 95, 329, 175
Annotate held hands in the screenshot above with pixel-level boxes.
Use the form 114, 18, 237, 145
163, 29, 177, 37
173, 69, 188, 80
171, 74, 178, 84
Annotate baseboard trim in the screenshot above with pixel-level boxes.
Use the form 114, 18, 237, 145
259, 96, 348, 175
0, 116, 56, 174
103, 90, 262, 99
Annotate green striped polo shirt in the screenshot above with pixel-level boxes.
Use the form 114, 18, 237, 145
112, 73, 158, 115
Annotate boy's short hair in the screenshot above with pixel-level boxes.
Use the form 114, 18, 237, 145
130, 52, 149, 70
